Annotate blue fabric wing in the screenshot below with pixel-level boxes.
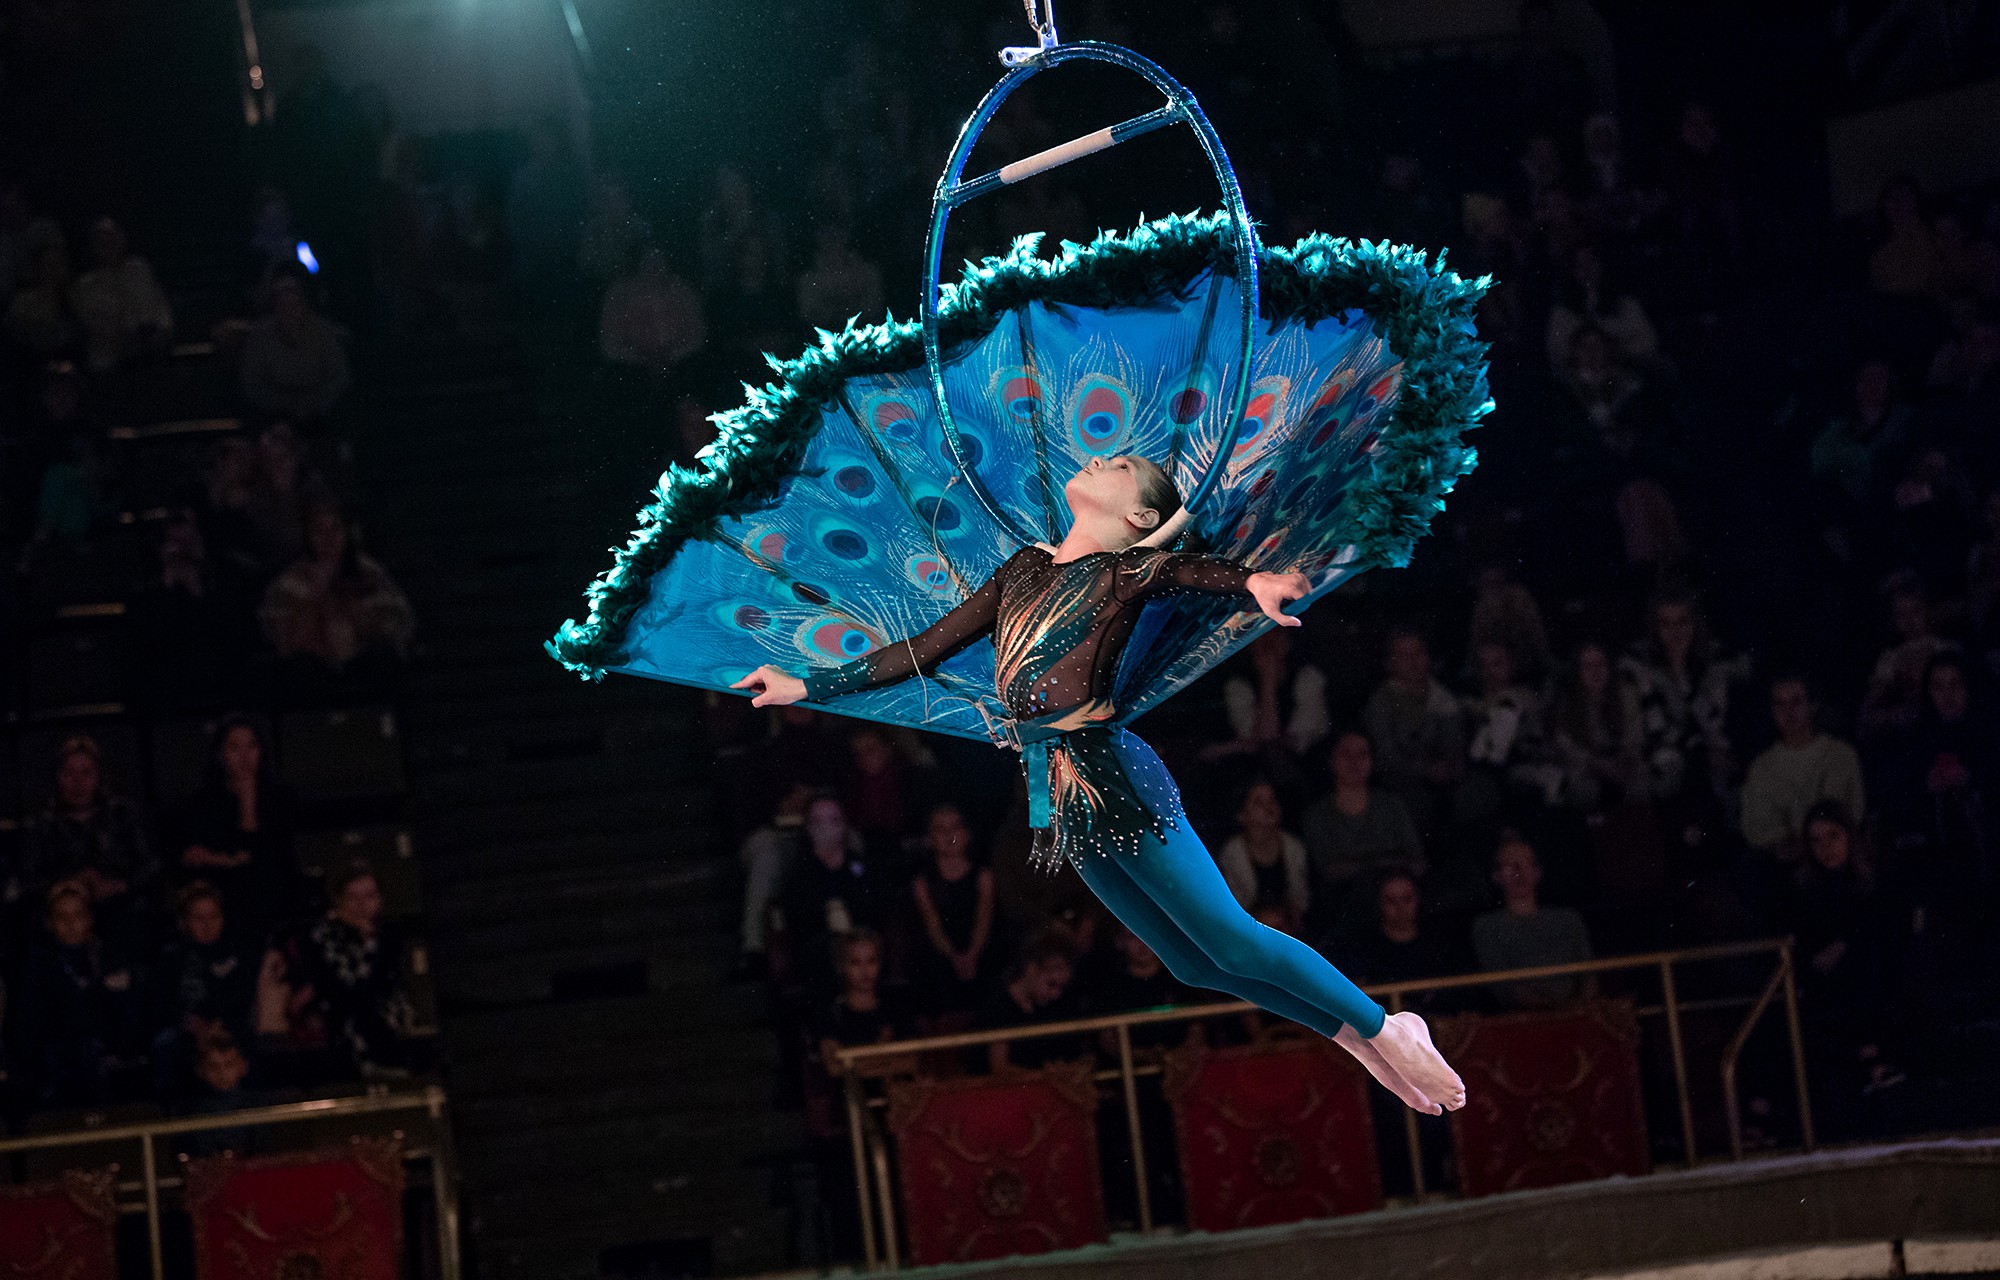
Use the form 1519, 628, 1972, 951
551, 213, 1491, 743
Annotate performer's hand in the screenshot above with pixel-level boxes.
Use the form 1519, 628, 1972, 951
732, 664, 807, 707
1246, 571, 1311, 627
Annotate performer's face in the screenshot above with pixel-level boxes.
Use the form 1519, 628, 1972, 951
1063, 455, 1160, 535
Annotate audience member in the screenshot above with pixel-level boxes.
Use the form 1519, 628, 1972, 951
1741, 677, 1866, 859
259, 500, 416, 685
1859, 577, 1958, 741
1361, 628, 1465, 835
167, 716, 305, 938
68, 217, 173, 372
1299, 730, 1426, 936
4, 240, 79, 357
1620, 589, 1744, 811
148, 881, 259, 1100
244, 422, 332, 571
775, 794, 885, 995
1206, 628, 1331, 795
809, 927, 912, 1080
1466, 562, 1554, 688
137, 508, 252, 710
1461, 639, 1549, 826
21, 735, 161, 949
1216, 778, 1310, 931
286, 862, 418, 1078
1784, 800, 1902, 1134
1471, 834, 1596, 1009
1080, 921, 1199, 1052
975, 926, 1086, 1073
14, 882, 147, 1107
734, 779, 811, 980
1335, 871, 1462, 1014
1544, 640, 1648, 810
239, 274, 351, 423
907, 802, 996, 1016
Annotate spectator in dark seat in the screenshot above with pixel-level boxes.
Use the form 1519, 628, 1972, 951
68, 217, 172, 373
137, 509, 254, 710
4, 240, 79, 358
808, 927, 912, 1085
244, 422, 333, 572
975, 926, 1086, 1073
1784, 800, 1903, 1134
734, 779, 811, 980
1200, 627, 1331, 799
1471, 833, 1596, 1009
239, 273, 351, 425
774, 794, 884, 996
1620, 589, 1746, 816
1741, 676, 1866, 861
286, 862, 417, 1078
1299, 730, 1426, 939
169, 716, 305, 938
1879, 652, 1998, 915
1336, 870, 1462, 1014
1859, 577, 1958, 742
907, 802, 995, 1017
1545, 640, 1647, 811
149, 881, 259, 1101
1361, 628, 1465, 837
197, 437, 276, 594
841, 727, 916, 856
1216, 778, 1310, 933
177, 1029, 262, 1156
258, 500, 415, 683
22, 735, 161, 950
1081, 920, 1199, 1053
15, 881, 147, 1107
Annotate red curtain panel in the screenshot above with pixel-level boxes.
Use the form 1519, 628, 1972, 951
0, 1167, 120, 1280
886, 1060, 1107, 1266
185, 1136, 406, 1280
1435, 999, 1651, 1197
1163, 1038, 1382, 1231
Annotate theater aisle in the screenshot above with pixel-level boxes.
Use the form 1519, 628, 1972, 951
356, 339, 803, 1280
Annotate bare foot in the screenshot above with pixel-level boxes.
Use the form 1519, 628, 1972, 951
1369, 1012, 1466, 1110
1332, 1023, 1440, 1115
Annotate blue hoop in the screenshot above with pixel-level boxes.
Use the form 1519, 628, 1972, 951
919, 41, 1263, 548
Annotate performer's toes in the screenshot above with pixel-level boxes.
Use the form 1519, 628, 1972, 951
1339, 1029, 1440, 1115
1377, 1012, 1467, 1111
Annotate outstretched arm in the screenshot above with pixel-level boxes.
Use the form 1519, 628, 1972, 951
1119, 549, 1312, 628
733, 560, 1008, 707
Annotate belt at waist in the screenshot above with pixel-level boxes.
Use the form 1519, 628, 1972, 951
1007, 710, 1112, 831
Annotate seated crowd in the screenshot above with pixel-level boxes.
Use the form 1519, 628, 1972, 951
0, 186, 426, 1131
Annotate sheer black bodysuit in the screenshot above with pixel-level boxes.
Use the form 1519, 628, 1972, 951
802, 544, 1256, 869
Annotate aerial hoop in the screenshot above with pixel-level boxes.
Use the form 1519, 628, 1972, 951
919, 25, 1263, 551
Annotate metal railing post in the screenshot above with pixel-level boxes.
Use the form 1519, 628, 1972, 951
1114, 1023, 1154, 1232
842, 1070, 881, 1270
1720, 960, 1787, 1161
1778, 942, 1816, 1152
141, 1132, 165, 1280
867, 1118, 900, 1271
1657, 960, 1699, 1165
427, 1087, 464, 1280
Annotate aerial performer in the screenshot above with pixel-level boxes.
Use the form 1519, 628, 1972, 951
549, 2, 1491, 1116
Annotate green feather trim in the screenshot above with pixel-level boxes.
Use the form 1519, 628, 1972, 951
547, 209, 1492, 679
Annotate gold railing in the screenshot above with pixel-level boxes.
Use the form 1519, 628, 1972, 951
0, 1086, 462, 1280
829, 936, 1813, 1271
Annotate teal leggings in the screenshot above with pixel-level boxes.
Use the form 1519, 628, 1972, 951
1072, 733, 1388, 1040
